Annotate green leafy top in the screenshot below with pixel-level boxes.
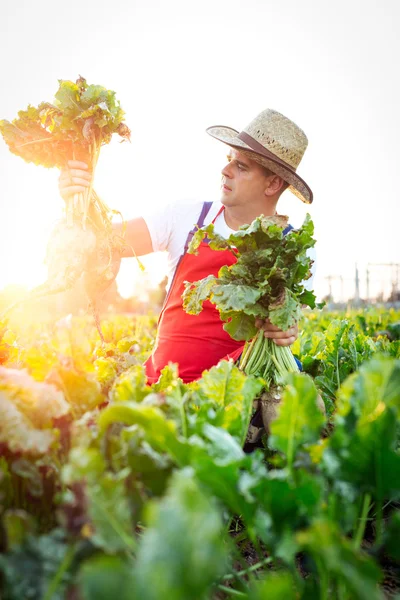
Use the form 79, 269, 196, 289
0, 76, 130, 169
183, 213, 317, 340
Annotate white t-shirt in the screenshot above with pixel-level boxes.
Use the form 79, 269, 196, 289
143, 200, 316, 291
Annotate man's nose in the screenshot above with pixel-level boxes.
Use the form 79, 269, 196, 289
221, 162, 233, 178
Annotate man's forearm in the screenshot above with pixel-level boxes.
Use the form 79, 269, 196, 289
112, 217, 154, 258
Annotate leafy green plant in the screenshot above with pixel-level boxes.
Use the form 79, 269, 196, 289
1, 311, 400, 599
183, 214, 317, 386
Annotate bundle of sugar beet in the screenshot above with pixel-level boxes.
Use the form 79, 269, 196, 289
0, 76, 132, 339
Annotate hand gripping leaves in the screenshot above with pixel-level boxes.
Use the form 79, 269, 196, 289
182, 214, 318, 416
0, 76, 133, 340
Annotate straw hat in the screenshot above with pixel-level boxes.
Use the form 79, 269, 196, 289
207, 109, 313, 204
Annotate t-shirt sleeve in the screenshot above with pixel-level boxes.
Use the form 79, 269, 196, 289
142, 203, 177, 253
142, 201, 205, 254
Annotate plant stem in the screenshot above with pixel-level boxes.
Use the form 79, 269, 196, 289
337, 580, 347, 600
216, 584, 247, 597
315, 557, 329, 600
238, 336, 257, 371
222, 557, 273, 581
335, 349, 341, 391
243, 330, 264, 374
353, 493, 371, 549
179, 391, 188, 438
375, 497, 384, 547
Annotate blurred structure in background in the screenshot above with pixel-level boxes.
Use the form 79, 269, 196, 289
322, 263, 400, 309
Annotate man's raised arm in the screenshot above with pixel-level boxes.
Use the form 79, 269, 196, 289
58, 160, 154, 257
113, 217, 154, 257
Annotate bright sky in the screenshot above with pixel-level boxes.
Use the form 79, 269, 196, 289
1, 0, 399, 302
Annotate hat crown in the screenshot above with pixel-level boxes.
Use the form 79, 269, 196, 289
244, 109, 308, 169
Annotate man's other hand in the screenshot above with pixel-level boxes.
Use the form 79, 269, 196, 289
255, 318, 298, 346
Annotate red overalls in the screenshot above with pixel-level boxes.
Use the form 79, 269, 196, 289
144, 202, 244, 384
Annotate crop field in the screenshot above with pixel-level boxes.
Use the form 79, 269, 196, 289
0, 307, 399, 599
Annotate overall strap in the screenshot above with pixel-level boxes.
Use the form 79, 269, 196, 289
283, 224, 294, 236
183, 201, 214, 253
161, 202, 214, 310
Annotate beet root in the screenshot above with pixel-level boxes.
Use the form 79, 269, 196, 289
260, 385, 326, 435
46, 221, 97, 281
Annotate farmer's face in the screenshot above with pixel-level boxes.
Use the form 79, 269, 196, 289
220, 148, 271, 208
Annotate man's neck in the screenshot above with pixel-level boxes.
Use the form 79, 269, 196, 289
223, 203, 278, 231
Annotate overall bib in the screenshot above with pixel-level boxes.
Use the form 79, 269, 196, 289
144, 202, 244, 384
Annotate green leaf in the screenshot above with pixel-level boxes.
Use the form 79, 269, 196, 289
322, 357, 400, 499
200, 423, 245, 463
222, 311, 258, 341
195, 361, 262, 443
87, 472, 136, 553
110, 364, 151, 403
323, 406, 400, 500
54, 80, 81, 111
50, 367, 104, 418
189, 446, 255, 521
182, 274, 217, 314
78, 554, 137, 600
2, 510, 36, 549
97, 402, 188, 465
383, 511, 400, 562
62, 448, 135, 553
298, 289, 317, 309
268, 289, 302, 331
62, 447, 106, 485
93, 357, 117, 388
0, 529, 73, 600
297, 520, 383, 600
242, 468, 324, 549
81, 85, 113, 107
152, 363, 181, 393
134, 469, 229, 600
269, 373, 326, 468
187, 226, 208, 254
211, 282, 262, 312
247, 571, 297, 600
0, 458, 13, 509
126, 435, 173, 496
337, 356, 400, 421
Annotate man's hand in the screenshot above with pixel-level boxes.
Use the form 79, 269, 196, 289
58, 160, 92, 203
255, 318, 298, 346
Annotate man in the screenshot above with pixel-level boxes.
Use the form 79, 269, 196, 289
59, 108, 314, 384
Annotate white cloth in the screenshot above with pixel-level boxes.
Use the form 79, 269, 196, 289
143, 200, 316, 291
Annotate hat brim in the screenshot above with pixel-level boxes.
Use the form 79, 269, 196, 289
207, 125, 313, 204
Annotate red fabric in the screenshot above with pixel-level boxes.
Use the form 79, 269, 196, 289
223, 346, 245, 364
144, 208, 244, 384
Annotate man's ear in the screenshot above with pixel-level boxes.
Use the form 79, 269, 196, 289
264, 175, 286, 197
